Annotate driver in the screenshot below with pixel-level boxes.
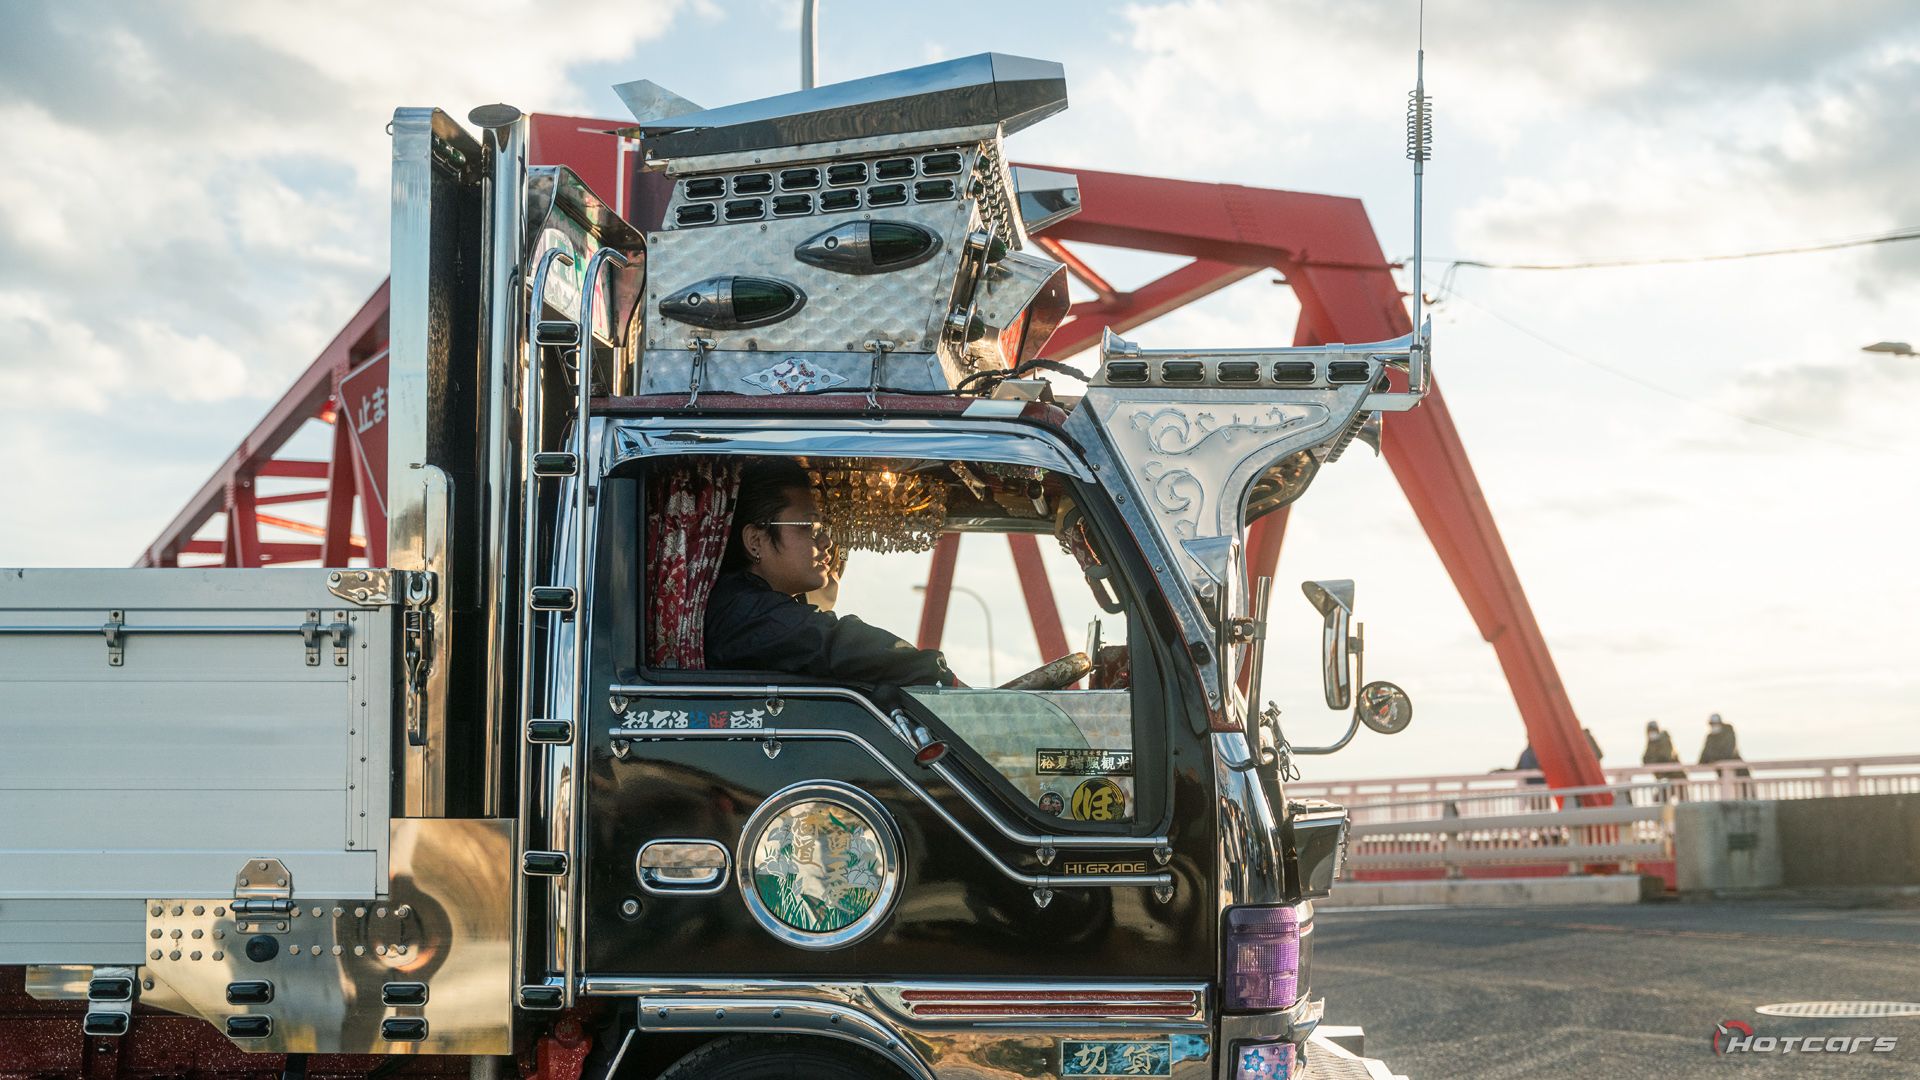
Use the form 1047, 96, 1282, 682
704, 460, 956, 687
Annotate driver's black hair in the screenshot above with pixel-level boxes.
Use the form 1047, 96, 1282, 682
721, 459, 813, 572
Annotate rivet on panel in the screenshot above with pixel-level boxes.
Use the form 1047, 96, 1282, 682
375, 945, 387, 956
191, 929, 203, 939
192, 905, 205, 916
150, 905, 163, 917
354, 945, 366, 956
171, 905, 184, 916
332, 946, 343, 956
168, 950, 180, 961
150, 950, 162, 961
212, 951, 224, 961
213, 930, 224, 940
190, 950, 202, 961
214, 907, 226, 917
150, 930, 161, 939
354, 907, 367, 919
289, 945, 301, 956
376, 906, 388, 918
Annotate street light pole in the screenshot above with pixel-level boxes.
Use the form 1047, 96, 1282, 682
800, 0, 820, 90
914, 582, 995, 684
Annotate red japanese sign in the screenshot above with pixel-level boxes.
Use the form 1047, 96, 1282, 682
338, 353, 389, 519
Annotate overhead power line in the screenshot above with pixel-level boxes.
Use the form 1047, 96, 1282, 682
1425, 277, 1887, 455
1437, 225, 1920, 273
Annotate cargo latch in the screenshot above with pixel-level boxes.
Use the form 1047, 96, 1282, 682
300, 611, 352, 667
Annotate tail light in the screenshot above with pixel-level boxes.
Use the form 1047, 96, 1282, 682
1224, 903, 1310, 1012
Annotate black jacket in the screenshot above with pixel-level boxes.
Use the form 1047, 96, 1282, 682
703, 570, 953, 687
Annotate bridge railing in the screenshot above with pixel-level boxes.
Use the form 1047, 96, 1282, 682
1298, 754, 1920, 878
1339, 781, 1672, 872
1294, 753, 1920, 825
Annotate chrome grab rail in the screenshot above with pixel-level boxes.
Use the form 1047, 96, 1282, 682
512, 246, 575, 1008
606, 683, 1173, 856
561, 247, 628, 1009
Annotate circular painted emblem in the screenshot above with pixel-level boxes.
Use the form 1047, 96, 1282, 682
737, 781, 902, 949
1037, 790, 1065, 816
1072, 777, 1127, 821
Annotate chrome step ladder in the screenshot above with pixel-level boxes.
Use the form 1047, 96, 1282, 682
513, 245, 629, 1011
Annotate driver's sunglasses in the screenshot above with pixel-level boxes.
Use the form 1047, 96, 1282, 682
761, 520, 833, 546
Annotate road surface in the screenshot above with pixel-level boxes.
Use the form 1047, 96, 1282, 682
1312, 899, 1920, 1078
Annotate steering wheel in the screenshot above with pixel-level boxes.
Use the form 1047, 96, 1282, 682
998, 651, 1094, 692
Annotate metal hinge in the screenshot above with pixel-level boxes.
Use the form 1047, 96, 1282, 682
326, 568, 400, 606
232, 858, 296, 929
300, 611, 351, 667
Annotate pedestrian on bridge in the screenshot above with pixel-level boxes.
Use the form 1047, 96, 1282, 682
1699, 713, 1752, 796
1642, 720, 1686, 799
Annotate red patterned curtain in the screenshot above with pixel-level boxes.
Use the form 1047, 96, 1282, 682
646, 459, 740, 669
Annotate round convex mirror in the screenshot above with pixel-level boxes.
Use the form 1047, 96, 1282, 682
1356, 680, 1413, 734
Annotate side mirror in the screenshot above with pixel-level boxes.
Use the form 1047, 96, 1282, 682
1356, 680, 1413, 734
1301, 580, 1354, 710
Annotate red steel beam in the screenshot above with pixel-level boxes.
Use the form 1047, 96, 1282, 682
1033, 236, 1119, 306
1286, 258, 1605, 793
140, 280, 389, 567
915, 533, 962, 650
1043, 258, 1258, 360
256, 489, 329, 506
1007, 533, 1071, 663
321, 403, 360, 566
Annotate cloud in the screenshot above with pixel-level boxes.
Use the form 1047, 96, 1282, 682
0, 0, 690, 561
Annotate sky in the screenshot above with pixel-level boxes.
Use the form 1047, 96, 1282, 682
1, 0, 1916, 781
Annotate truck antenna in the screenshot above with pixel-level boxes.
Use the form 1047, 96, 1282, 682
1406, 1, 1433, 389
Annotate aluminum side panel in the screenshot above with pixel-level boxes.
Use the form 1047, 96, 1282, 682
0, 569, 395, 963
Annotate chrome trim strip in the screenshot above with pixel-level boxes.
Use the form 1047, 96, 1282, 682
871, 982, 1207, 1025
607, 683, 1171, 853
607, 724, 1170, 890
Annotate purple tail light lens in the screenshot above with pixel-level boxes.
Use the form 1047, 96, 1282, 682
1234, 1040, 1297, 1079
1224, 904, 1305, 1011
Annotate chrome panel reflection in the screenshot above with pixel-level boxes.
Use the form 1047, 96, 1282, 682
477, 109, 529, 824
1212, 732, 1288, 908
579, 977, 1215, 1080
1219, 995, 1324, 1054
607, 683, 1170, 855
141, 818, 513, 1055
387, 107, 482, 816
603, 417, 1088, 482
